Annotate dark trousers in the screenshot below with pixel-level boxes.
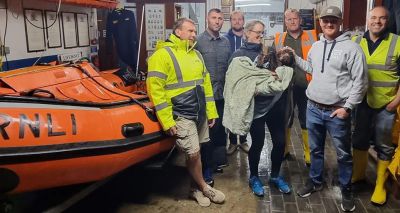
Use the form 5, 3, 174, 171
288, 85, 308, 129
248, 93, 287, 178
203, 99, 227, 168
210, 100, 227, 147
229, 132, 247, 145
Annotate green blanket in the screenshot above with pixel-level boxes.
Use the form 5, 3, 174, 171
223, 56, 294, 135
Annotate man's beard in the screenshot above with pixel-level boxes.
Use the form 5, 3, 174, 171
232, 27, 243, 32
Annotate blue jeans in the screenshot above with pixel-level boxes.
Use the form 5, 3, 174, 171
306, 102, 352, 189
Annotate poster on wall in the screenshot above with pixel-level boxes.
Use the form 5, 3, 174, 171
76, 13, 90, 47
61, 12, 78, 49
45, 11, 62, 48
145, 4, 165, 50
299, 9, 315, 30
24, 9, 46, 52
221, 0, 233, 6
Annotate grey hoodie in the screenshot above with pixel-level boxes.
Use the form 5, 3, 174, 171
295, 31, 368, 109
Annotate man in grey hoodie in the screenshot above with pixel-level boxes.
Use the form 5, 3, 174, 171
287, 6, 368, 212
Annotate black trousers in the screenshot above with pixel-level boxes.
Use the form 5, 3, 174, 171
202, 99, 227, 169
229, 132, 247, 145
248, 93, 287, 178
288, 85, 308, 129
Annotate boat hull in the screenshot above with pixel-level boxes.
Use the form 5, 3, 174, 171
0, 63, 175, 194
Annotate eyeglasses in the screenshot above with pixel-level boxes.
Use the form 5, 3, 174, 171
321, 18, 339, 24
250, 30, 265, 35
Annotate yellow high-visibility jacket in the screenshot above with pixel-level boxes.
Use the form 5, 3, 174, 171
146, 34, 218, 131
353, 33, 400, 109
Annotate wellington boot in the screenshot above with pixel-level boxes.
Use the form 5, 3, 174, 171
301, 129, 311, 165
284, 128, 291, 157
351, 149, 369, 183
371, 160, 390, 205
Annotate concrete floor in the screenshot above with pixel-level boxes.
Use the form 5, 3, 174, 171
6, 117, 400, 213
66, 117, 400, 213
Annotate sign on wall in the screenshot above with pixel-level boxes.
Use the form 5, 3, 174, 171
24, 9, 46, 52
300, 9, 315, 30
62, 12, 78, 49
145, 4, 165, 50
77, 13, 89, 47
45, 11, 62, 48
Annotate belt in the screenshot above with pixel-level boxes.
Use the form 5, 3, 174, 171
309, 100, 340, 111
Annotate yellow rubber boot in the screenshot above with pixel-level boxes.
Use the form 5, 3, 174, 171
284, 128, 291, 157
301, 129, 311, 165
371, 160, 390, 205
351, 149, 369, 183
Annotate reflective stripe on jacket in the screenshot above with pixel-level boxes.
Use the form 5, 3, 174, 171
146, 34, 218, 131
354, 33, 400, 109
275, 30, 317, 82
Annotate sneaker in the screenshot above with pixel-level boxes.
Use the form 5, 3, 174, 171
227, 144, 239, 155
203, 168, 214, 187
341, 188, 355, 212
270, 176, 291, 194
240, 143, 250, 153
202, 185, 225, 204
214, 167, 223, 173
217, 163, 229, 168
297, 179, 323, 198
189, 189, 211, 207
249, 176, 264, 197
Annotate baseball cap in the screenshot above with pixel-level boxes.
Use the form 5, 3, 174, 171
320, 6, 342, 19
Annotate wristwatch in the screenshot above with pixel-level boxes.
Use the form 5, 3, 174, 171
343, 107, 352, 113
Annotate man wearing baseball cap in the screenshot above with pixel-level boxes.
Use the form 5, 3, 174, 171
286, 6, 368, 212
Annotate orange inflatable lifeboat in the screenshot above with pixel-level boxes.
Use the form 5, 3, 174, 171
0, 62, 174, 195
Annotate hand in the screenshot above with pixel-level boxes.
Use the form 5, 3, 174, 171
281, 46, 295, 54
271, 71, 278, 79
330, 108, 350, 119
208, 119, 216, 128
386, 99, 400, 112
167, 126, 177, 136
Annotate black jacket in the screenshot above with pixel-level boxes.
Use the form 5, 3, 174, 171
106, 9, 139, 69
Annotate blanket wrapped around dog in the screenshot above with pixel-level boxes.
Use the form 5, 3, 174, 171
223, 56, 293, 135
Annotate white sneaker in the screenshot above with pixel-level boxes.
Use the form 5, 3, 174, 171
202, 185, 225, 204
189, 189, 211, 207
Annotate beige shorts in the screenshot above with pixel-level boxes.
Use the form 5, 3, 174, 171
175, 117, 210, 155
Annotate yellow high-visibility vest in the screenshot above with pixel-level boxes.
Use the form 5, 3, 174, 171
353, 33, 400, 109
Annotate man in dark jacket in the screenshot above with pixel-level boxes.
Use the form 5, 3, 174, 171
224, 10, 250, 155
225, 10, 245, 53
196, 8, 232, 186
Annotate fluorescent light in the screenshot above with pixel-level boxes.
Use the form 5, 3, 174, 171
236, 4, 271, 7
235, 0, 258, 2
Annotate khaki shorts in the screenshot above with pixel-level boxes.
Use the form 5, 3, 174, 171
175, 117, 210, 155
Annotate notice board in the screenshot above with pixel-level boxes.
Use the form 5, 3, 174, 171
299, 9, 315, 30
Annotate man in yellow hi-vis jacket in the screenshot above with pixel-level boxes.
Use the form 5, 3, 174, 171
146, 18, 225, 207
352, 6, 400, 205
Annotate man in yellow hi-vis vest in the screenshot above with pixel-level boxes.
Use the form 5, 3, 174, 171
352, 6, 400, 205
275, 9, 318, 166
146, 18, 225, 207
